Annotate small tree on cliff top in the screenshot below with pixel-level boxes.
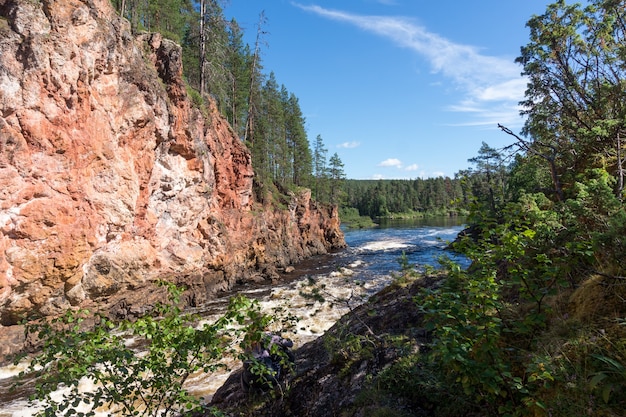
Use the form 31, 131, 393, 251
328, 152, 346, 206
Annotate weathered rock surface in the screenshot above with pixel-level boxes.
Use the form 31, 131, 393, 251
210, 278, 438, 417
0, 0, 344, 360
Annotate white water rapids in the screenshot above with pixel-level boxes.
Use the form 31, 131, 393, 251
0, 219, 466, 416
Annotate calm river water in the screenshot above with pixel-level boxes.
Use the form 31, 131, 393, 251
0, 217, 466, 416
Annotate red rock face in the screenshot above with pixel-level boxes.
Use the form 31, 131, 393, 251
0, 0, 344, 353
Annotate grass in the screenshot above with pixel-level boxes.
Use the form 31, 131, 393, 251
339, 207, 377, 229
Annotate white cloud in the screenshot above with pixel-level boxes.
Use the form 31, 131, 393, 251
474, 78, 527, 102
337, 141, 361, 149
447, 103, 483, 113
445, 101, 523, 127
404, 163, 419, 171
378, 158, 403, 168
372, 174, 385, 180
294, 3, 527, 127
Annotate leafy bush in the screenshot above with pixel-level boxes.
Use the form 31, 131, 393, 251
415, 168, 626, 415
13, 283, 279, 417
419, 259, 527, 414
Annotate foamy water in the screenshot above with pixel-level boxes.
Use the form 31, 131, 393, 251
0, 220, 465, 416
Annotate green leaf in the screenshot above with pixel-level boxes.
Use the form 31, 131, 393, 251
589, 372, 608, 389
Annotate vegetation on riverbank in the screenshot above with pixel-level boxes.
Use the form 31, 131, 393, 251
12, 283, 295, 417
10, 0, 626, 416
366, 0, 626, 414
338, 207, 378, 229
225, 1, 626, 415
342, 178, 472, 219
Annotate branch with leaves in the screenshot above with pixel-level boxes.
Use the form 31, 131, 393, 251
12, 283, 285, 417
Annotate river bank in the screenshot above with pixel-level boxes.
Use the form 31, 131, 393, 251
210, 272, 453, 417
0, 219, 464, 416
339, 207, 468, 229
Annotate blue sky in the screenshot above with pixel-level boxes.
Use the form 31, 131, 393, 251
223, 1, 556, 179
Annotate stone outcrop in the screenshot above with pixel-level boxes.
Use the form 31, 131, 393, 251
210, 277, 437, 417
0, 0, 344, 358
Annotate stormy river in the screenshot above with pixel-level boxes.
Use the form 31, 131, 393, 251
0, 217, 466, 416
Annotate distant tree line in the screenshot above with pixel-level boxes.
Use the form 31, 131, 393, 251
342, 177, 473, 218
110, 0, 343, 203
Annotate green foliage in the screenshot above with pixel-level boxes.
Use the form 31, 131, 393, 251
342, 177, 471, 218
338, 207, 377, 229
419, 259, 523, 413
328, 152, 346, 206
416, 161, 625, 415
13, 283, 281, 417
463, 142, 511, 218
585, 324, 626, 406
368, 350, 482, 416
186, 83, 210, 120
590, 352, 626, 404
397, 251, 410, 272
313, 134, 329, 203
516, 0, 626, 201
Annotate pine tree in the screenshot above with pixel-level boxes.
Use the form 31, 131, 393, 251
313, 135, 329, 202
284, 93, 312, 188
244, 11, 267, 145
514, 0, 626, 200
328, 152, 346, 205
224, 19, 251, 138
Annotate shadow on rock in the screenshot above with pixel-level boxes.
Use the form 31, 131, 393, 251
210, 275, 445, 417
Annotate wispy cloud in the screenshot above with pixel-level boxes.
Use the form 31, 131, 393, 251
337, 141, 361, 149
294, 3, 526, 127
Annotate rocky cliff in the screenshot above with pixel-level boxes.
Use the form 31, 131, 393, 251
0, 0, 344, 358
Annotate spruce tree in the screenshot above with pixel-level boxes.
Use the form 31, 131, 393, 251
328, 152, 346, 206
313, 135, 329, 202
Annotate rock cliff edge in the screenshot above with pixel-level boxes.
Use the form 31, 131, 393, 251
0, 0, 344, 358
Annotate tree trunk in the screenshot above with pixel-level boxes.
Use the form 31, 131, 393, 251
199, 0, 207, 96
618, 130, 625, 201
244, 11, 265, 144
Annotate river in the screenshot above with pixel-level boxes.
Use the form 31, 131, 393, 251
0, 217, 466, 416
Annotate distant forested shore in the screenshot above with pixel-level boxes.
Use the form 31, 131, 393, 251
341, 177, 471, 220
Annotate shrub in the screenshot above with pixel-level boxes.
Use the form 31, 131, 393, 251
13, 283, 278, 417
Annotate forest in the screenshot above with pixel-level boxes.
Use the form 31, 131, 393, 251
342, 177, 470, 218
107, 5, 626, 412
14, 0, 626, 416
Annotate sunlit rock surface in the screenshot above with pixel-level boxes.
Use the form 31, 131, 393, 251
0, 0, 344, 359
